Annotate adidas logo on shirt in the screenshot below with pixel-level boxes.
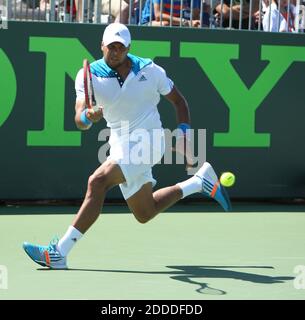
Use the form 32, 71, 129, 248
115, 32, 120, 36
139, 74, 147, 82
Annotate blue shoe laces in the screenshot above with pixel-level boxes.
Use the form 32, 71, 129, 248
38, 236, 60, 254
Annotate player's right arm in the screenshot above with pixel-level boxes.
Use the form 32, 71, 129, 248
74, 69, 103, 130
75, 99, 91, 130
74, 99, 104, 130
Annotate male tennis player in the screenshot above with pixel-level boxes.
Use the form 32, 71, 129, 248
23, 23, 231, 269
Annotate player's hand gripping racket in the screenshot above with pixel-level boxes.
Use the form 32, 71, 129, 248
83, 59, 99, 112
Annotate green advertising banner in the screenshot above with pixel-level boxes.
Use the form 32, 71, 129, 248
0, 21, 305, 200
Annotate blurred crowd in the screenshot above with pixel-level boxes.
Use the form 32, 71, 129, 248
7, 0, 305, 32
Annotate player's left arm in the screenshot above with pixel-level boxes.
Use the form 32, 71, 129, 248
164, 85, 191, 125
164, 86, 195, 167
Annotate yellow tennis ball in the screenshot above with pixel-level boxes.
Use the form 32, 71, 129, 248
220, 172, 235, 187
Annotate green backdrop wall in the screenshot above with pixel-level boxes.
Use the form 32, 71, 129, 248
1, 21, 305, 200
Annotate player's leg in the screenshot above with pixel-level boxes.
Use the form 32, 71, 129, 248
55, 160, 125, 258
126, 182, 183, 224
127, 162, 232, 224
23, 159, 126, 269
71, 159, 125, 234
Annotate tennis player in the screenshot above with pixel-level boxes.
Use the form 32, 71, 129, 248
23, 23, 231, 269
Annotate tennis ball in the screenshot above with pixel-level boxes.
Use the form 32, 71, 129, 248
220, 172, 235, 187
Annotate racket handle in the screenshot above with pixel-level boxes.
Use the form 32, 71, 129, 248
92, 106, 100, 112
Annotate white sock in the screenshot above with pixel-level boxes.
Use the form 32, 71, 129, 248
57, 226, 83, 257
177, 175, 202, 199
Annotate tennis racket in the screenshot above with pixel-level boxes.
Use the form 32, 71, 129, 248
83, 59, 98, 112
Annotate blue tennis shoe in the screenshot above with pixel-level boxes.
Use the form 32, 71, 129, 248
196, 162, 232, 212
23, 237, 67, 269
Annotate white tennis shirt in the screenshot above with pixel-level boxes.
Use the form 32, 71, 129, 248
75, 54, 174, 143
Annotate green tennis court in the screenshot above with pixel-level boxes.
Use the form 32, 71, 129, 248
1, 202, 305, 300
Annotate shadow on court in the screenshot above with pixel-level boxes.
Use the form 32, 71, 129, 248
39, 265, 294, 295
166, 265, 294, 295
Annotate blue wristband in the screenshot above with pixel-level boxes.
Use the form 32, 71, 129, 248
80, 109, 92, 126
177, 123, 191, 134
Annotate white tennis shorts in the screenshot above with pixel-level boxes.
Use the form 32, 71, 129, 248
108, 128, 165, 199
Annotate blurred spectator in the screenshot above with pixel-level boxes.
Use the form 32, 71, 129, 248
254, 0, 296, 32
280, 0, 296, 31
140, 0, 202, 27
259, 0, 287, 32
64, 0, 78, 21
114, 0, 130, 23
14, 0, 140, 23
38, 0, 78, 21
39, 0, 49, 10
115, 0, 141, 24
10, 0, 46, 20
214, 0, 260, 29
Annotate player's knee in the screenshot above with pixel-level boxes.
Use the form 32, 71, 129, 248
133, 209, 153, 224
134, 215, 151, 224
87, 173, 110, 194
